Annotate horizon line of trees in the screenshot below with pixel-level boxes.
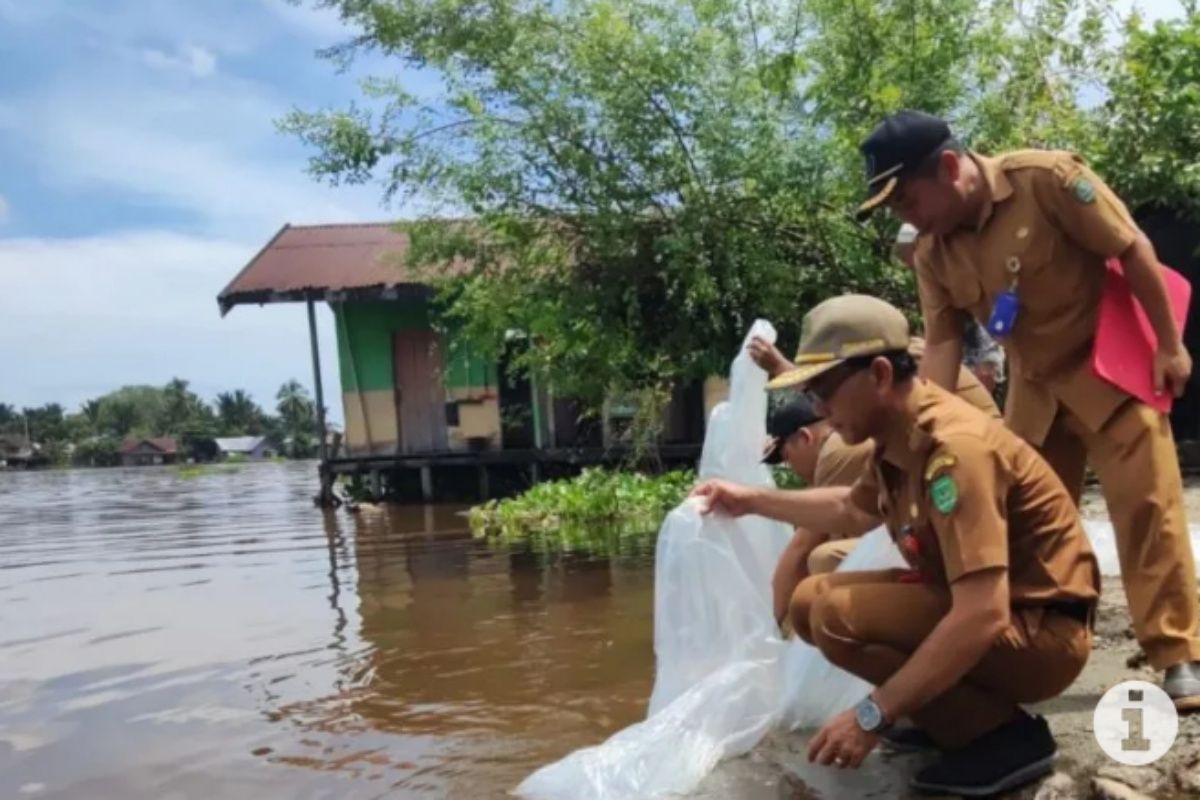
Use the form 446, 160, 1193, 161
0, 378, 324, 467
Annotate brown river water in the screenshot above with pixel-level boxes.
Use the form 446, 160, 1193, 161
0, 461, 665, 800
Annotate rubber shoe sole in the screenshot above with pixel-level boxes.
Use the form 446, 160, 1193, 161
910, 754, 1055, 797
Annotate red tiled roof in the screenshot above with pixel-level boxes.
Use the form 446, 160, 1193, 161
217, 223, 467, 313
119, 437, 178, 455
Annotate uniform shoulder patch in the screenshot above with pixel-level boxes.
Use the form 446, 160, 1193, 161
923, 453, 957, 482
930, 474, 959, 514
1070, 176, 1096, 204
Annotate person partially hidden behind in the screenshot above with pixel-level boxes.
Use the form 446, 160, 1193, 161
697, 294, 1098, 796
761, 395, 871, 628
753, 332, 1000, 628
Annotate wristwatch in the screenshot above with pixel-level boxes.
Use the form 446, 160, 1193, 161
854, 695, 890, 734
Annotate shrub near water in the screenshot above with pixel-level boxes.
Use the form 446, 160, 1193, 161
469, 468, 696, 554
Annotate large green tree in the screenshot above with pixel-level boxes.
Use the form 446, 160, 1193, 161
283, 0, 1158, 416
159, 378, 214, 435
1095, 7, 1200, 218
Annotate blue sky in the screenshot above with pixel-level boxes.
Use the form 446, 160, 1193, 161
0, 0, 1186, 425
0, 0, 426, 424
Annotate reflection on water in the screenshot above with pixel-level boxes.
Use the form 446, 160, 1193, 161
0, 463, 657, 798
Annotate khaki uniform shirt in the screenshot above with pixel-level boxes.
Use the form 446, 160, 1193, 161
813, 431, 874, 488
914, 150, 1138, 445
812, 357, 1000, 490
848, 380, 1099, 606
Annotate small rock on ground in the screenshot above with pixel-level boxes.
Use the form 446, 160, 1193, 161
1032, 772, 1080, 800
1091, 777, 1154, 800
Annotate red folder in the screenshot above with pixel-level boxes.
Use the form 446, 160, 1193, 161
1092, 257, 1191, 412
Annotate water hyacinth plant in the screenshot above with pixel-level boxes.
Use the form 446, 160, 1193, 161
469, 468, 696, 554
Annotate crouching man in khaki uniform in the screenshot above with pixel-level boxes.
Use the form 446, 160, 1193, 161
694, 295, 1098, 797
755, 333, 1001, 626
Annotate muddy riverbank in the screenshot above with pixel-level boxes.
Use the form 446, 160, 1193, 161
692, 578, 1200, 800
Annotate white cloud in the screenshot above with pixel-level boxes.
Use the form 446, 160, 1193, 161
259, 0, 356, 43
0, 194, 9, 223
142, 44, 217, 78
5, 61, 384, 237
0, 231, 342, 419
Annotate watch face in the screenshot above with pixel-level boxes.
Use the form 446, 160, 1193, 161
856, 698, 883, 731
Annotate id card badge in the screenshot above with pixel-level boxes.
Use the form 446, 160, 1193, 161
987, 289, 1019, 337
987, 256, 1022, 338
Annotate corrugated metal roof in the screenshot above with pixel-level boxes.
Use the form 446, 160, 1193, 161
218, 223, 463, 314
214, 436, 268, 453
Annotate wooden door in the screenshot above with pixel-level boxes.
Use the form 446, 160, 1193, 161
393, 330, 449, 453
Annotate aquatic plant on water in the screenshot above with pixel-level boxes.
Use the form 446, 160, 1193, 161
469, 468, 695, 553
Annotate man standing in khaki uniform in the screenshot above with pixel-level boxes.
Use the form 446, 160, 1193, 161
693, 295, 1098, 796
855, 109, 1200, 707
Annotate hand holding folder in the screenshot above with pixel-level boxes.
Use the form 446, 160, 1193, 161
1092, 257, 1192, 413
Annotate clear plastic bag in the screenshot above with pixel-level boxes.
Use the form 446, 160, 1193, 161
516, 321, 905, 800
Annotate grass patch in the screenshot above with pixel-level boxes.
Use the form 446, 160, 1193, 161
176, 463, 243, 479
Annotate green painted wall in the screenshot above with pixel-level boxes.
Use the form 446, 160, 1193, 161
333, 300, 495, 393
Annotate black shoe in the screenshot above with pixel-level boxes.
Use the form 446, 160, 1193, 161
880, 725, 940, 754
910, 713, 1056, 797
1163, 661, 1200, 712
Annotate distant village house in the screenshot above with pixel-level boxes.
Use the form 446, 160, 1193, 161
119, 437, 179, 467
214, 436, 275, 460
0, 434, 45, 470
217, 222, 725, 502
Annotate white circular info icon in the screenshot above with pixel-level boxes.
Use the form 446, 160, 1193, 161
1092, 680, 1178, 765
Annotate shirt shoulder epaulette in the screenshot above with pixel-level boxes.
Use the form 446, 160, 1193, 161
998, 149, 1077, 173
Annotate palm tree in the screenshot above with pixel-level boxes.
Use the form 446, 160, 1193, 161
161, 378, 204, 434
216, 390, 264, 434
276, 380, 314, 430
0, 403, 19, 434
80, 399, 102, 424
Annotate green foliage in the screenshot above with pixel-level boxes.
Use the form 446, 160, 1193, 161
469, 467, 694, 553
216, 390, 266, 435
285, 0, 928, 408
285, 0, 1167, 412
772, 466, 804, 490
4, 376, 324, 469
275, 380, 319, 457
1095, 9, 1200, 218
72, 436, 122, 468
0, 402, 22, 433
176, 463, 243, 479
95, 386, 165, 437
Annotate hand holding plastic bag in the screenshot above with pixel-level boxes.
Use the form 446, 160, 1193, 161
517, 321, 905, 800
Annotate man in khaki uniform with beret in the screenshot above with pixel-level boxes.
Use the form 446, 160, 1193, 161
752, 332, 1000, 604
693, 295, 1098, 796
856, 109, 1200, 707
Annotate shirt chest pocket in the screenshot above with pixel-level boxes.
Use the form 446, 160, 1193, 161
985, 218, 1060, 313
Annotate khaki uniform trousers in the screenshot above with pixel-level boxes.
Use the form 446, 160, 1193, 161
789, 570, 1090, 749
807, 537, 858, 575
1038, 400, 1200, 668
